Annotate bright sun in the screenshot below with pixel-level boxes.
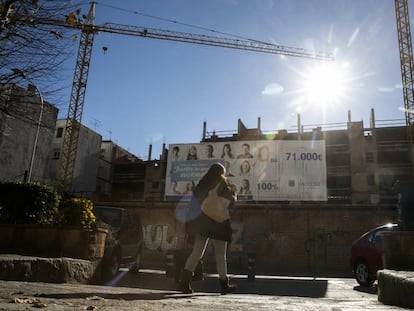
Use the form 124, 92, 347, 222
303, 62, 350, 106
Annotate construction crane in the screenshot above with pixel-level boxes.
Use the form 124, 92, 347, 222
14, 2, 333, 193
395, 0, 414, 175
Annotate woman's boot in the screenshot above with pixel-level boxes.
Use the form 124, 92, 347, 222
179, 269, 194, 294
219, 277, 237, 295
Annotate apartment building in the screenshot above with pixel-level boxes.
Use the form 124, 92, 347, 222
51, 119, 102, 197
97, 140, 143, 198
0, 84, 58, 184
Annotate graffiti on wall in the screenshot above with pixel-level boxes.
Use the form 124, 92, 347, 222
305, 227, 348, 266
265, 231, 287, 243
143, 223, 246, 254
229, 223, 245, 254
144, 224, 178, 251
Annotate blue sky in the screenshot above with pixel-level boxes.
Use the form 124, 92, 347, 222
58, 0, 407, 159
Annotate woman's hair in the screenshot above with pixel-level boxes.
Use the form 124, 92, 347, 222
258, 145, 269, 161
187, 146, 198, 160
186, 181, 195, 190
240, 179, 250, 194
221, 143, 234, 158
193, 163, 225, 200
203, 162, 225, 183
240, 160, 251, 173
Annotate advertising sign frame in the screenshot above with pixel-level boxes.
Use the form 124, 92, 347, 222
165, 140, 327, 201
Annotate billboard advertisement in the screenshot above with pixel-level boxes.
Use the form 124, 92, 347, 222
165, 140, 327, 201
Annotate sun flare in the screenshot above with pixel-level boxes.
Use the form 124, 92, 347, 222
303, 62, 350, 106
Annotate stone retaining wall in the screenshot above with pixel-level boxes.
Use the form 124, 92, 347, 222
0, 225, 108, 260
378, 269, 414, 309
0, 255, 100, 283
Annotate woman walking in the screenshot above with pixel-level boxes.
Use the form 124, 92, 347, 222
179, 162, 237, 295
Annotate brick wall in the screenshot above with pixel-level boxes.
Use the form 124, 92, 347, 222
107, 201, 396, 273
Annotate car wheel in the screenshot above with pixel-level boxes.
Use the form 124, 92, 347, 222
354, 260, 374, 287
130, 248, 142, 273
104, 252, 121, 280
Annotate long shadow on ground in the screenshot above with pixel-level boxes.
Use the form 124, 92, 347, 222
100, 269, 329, 298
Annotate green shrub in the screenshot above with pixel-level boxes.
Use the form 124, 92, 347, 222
0, 182, 60, 224
0, 182, 96, 227
59, 197, 96, 227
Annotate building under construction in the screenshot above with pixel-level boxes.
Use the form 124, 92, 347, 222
107, 109, 411, 207
96, 111, 410, 273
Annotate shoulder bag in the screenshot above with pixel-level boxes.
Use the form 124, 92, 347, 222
200, 183, 231, 223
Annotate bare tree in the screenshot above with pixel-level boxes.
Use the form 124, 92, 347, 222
0, 0, 81, 99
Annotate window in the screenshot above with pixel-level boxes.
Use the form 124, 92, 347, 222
326, 153, 350, 166
367, 174, 376, 186
327, 175, 351, 188
56, 127, 63, 138
53, 149, 60, 159
373, 232, 383, 248
365, 152, 374, 163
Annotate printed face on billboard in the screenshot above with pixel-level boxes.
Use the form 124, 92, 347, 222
165, 140, 327, 201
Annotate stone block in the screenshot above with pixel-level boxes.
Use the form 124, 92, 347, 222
382, 231, 414, 271
0, 255, 101, 283
378, 269, 414, 309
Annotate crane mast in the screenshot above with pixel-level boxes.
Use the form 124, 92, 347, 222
395, 0, 414, 176
13, 3, 332, 193
57, 3, 96, 193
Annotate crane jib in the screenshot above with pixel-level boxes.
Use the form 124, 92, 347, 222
15, 17, 333, 61
98, 23, 333, 61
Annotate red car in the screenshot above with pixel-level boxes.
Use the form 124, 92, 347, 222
350, 223, 398, 287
